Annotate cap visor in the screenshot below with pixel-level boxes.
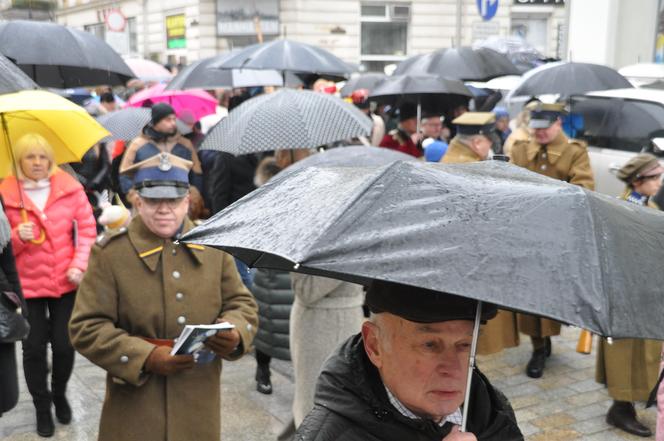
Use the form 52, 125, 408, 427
642, 164, 664, 177
138, 185, 188, 199
529, 119, 553, 129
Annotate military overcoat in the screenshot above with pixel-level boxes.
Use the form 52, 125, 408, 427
69, 216, 258, 441
440, 137, 519, 355
511, 130, 595, 337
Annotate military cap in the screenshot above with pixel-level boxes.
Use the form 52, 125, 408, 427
453, 112, 496, 136
366, 280, 497, 323
616, 153, 664, 184
526, 101, 566, 129
122, 152, 192, 199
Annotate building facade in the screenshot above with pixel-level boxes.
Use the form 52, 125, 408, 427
51, 0, 568, 71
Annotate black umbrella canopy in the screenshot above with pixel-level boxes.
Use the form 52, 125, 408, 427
473, 36, 545, 74
283, 145, 415, 174
394, 47, 520, 81
199, 89, 372, 155
369, 74, 472, 115
508, 62, 633, 99
0, 53, 38, 94
210, 39, 355, 81
184, 160, 664, 340
0, 20, 134, 88
96, 107, 191, 142
339, 73, 388, 97
165, 55, 284, 91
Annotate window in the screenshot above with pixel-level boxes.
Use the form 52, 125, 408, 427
84, 22, 105, 41
360, 2, 410, 73
128, 17, 138, 53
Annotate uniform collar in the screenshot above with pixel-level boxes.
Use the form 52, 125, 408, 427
128, 216, 203, 271
525, 130, 568, 163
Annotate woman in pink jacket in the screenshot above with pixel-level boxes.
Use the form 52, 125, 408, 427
0, 133, 96, 437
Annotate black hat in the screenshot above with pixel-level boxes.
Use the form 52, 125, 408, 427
100, 92, 115, 103
398, 102, 418, 122
366, 280, 497, 323
453, 112, 496, 137
151, 103, 176, 125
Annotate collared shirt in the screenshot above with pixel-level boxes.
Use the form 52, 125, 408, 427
384, 385, 463, 427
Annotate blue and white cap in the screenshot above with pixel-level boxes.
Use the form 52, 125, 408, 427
121, 152, 192, 199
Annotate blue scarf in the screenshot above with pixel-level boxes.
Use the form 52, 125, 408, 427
626, 190, 648, 206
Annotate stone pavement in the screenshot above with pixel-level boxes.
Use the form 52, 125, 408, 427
0, 326, 657, 440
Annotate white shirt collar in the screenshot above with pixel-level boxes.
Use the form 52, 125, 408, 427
384, 385, 463, 427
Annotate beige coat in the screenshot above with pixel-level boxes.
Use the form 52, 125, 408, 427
440, 138, 519, 355
511, 130, 595, 337
69, 217, 258, 441
595, 190, 661, 401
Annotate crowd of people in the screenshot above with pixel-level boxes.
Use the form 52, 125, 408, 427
0, 77, 663, 441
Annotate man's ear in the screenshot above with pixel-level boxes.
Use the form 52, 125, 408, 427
362, 321, 383, 369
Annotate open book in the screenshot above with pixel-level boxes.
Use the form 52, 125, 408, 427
170, 322, 235, 363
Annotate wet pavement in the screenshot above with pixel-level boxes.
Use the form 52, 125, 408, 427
0, 326, 657, 440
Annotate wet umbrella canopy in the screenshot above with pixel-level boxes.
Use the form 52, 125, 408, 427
0, 53, 38, 94
282, 145, 415, 174
0, 20, 134, 88
184, 161, 664, 341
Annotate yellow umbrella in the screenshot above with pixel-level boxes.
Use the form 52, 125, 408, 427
0, 89, 110, 178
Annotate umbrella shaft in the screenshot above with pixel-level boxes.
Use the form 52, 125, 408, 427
461, 301, 482, 432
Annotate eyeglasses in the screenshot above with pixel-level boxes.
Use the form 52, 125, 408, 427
142, 197, 186, 209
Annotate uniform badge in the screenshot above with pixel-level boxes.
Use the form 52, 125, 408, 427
158, 153, 172, 171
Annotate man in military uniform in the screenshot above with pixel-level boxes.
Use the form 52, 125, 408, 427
440, 113, 520, 357
379, 102, 422, 158
69, 152, 258, 441
441, 112, 495, 164
510, 101, 595, 378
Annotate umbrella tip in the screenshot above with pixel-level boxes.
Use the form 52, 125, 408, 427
293, 262, 300, 270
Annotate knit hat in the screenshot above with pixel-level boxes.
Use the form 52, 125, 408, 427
398, 102, 418, 122
616, 153, 664, 184
151, 103, 176, 125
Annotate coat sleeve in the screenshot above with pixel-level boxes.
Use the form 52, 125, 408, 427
68, 189, 98, 272
209, 153, 233, 214
118, 138, 142, 174
69, 244, 156, 386
569, 146, 595, 191
217, 251, 258, 361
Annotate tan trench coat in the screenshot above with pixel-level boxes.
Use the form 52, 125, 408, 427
511, 130, 595, 338
595, 189, 661, 401
440, 137, 519, 355
69, 216, 258, 441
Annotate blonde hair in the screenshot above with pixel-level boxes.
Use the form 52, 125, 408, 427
14, 133, 57, 179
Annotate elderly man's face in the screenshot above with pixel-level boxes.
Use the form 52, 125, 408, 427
136, 193, 190, 238
362, 313, 473, 421
422, 117, 443, 139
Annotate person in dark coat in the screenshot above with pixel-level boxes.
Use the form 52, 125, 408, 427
207, 152, 260, 214
295, 280, 523, 441
0, 200, 26, 418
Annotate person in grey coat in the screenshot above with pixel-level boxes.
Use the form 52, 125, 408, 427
290, 273, 365, 426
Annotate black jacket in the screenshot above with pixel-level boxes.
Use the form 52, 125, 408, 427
295, 334, 523, 441
206, 151, 259, 215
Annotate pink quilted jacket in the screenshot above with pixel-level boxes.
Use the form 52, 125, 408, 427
0, 170, 97, 299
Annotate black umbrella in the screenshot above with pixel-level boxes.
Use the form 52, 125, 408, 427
569, 94, 664, 151
283, 145, 415, 174
0, 20, 134, 88
199, 89, 372, 155
210, 39, 355, 81
185, 160, 664, 341
369, 74, 472, 134
473, 36, 545, 74
394, 47, 520, 82
339, 73, 387, 97
96, 107, 191, 143
0, 53, 38, 94
165, 55, 284, 91
508, 62, 633, 99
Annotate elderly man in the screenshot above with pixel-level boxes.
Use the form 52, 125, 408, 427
510, 101, 594, 379
379, 102, 422, 158
69, 153, 258, 441
295, 280, 523, 441
441, 112, 495, 163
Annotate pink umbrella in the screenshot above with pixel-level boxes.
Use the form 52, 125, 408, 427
125, 83, 217, 121
124, 57, 173, 83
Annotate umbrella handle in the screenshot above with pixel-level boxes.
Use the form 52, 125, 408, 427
20, 209, 46, 245
460, 301, 482, 432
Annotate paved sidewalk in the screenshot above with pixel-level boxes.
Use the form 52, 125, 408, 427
0, 326, 657, 440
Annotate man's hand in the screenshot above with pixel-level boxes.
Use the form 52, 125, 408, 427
144, 346, 194, 376
17, 222, 35, 241
442, 426, 477, 441
205, 327, 241, 358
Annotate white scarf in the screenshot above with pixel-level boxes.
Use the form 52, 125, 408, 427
22, 178, 51, 212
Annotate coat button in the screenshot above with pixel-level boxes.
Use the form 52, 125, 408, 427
541, 153, 547, 160
172, 249, 177, 255
120, 355, 129, 364
176, 292, 184, 301
172, 270, 181, 279
177, 316, 186, 325
247, 323, 253, 332
540, 164, 547, 171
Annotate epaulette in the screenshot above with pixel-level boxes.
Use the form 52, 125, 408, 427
568, 138, 588, 150
96, 227, 128, 248
389, 129, 407, 145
